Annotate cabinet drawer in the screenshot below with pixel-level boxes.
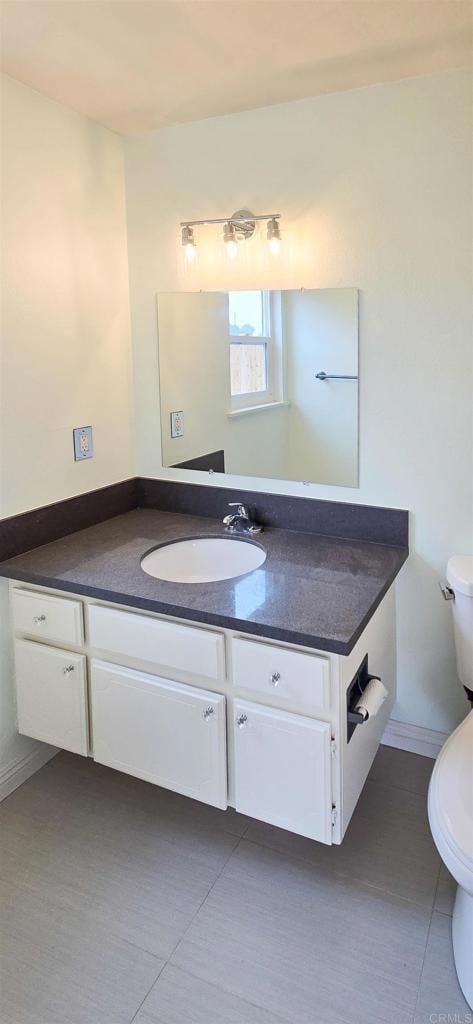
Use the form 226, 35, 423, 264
232, 637, 329, 712
91, 660, 227, 809
11, 588, 84, 646
88, 604, 225, 681
234, 699, 332, 843
14, 639, 88, 755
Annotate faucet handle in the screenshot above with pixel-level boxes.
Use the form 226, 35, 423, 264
228, 502, 249, 519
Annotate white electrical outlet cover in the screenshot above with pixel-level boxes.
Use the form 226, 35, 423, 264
73, 426, 94, 460
170, 411, 184, 438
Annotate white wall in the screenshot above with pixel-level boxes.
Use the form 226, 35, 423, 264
0, 74, 133, 517
125, 68, 472, 735
0, 74, 133, 779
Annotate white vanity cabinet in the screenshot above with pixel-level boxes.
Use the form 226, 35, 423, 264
9, 582, 396, 845
90, 660, 227, 809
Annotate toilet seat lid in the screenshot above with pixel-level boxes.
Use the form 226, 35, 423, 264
431, 712, 473, 870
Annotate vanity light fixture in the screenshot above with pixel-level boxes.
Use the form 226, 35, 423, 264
180, 210, 282, 260
181, 224, 196, 262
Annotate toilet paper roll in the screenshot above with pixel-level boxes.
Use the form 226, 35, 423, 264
354, 678, 388, 721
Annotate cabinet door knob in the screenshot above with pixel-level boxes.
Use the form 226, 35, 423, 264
236, 713, 248, 729
270, 671, 281, 686
33, 615, 46, 624
63, 665, 75, 675
202, 706, 214, 720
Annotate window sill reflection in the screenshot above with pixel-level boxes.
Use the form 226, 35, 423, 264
226, 401, 289, 419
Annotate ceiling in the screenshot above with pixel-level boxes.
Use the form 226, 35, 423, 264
0, 0, 471, 134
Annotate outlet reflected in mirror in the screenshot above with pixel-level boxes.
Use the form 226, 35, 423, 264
157, 288, 358, 487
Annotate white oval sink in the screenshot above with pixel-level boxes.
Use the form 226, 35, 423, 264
141, 537, 266, 584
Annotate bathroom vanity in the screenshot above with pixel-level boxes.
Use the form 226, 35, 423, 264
0, 485, 408, 847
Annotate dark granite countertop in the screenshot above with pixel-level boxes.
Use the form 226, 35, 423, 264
0, 508, 408, 655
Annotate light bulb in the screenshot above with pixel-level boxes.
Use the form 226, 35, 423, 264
267, 217, 281, 255
225, 239, 238, 259
223, 221, 238, 259
181, 225, 196, 262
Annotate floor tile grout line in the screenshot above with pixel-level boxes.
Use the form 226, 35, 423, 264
410, 901, 437, 1024
368, 781, 433, 799
123, 836, 249, 1021
166, 831, 433, 1024
238, 833, 442, 914
2, 865, 170, 970
154, 958, 348, 1024
361, 776, 434, 803
156, 832, 246, 975
157, 955, 391, 1024
432, 862, 455, 919
128, 959, 167, 1024
122, 844, 244, 968
241, 816, 253, 839
365, 754, 435, 794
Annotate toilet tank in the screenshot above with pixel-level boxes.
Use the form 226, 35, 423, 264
447, 556, 473, 689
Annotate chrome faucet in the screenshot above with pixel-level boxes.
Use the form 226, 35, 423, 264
223, 502, 263, 535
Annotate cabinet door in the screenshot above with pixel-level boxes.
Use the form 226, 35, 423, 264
234, 700, 332, 843
91, 660, 227, 809
15, 640, 88, 755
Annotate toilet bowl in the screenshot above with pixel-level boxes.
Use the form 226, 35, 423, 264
428, 711, 473, 1008
428, 554, 473, 1009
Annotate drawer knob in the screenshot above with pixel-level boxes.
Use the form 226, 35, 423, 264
202, 706, 214, 720
63, 664, 75, 675
270, 671, 281, 687
236, 713, 248, 729
33, 615, 46, 624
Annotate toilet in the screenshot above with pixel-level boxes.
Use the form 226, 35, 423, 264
428, 555, 473, 1009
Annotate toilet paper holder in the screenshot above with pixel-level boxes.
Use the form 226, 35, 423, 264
346, 654, 382, 742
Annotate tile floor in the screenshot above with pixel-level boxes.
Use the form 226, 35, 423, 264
0, 747, 469, 1024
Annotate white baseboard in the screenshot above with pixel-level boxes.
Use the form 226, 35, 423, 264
381, 718, 448, 759
0, 744, 58, 802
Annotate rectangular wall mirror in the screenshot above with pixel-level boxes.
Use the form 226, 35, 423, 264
157, 288, 359, 487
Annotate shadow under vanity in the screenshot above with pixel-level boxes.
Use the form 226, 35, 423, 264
0, 479, 408, 847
